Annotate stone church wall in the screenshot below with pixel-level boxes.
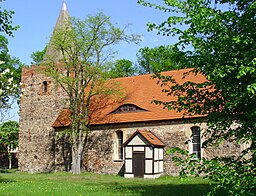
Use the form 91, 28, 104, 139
73, 121, 241, 176
19, 66, 241, 175
19, 66, 67, 173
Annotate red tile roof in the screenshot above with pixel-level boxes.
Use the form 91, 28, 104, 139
123, 130, 165, 147
52, 68, 207, 128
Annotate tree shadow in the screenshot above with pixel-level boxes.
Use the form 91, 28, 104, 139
0, 176, 16, 183
95, 182, 227, 196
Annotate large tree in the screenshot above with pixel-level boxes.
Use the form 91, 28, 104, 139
0, 121, 18, 169
44, 12, 140, 174
0, 0, 21, 122
109, 59, 137, 78
139, 0, 256, 195
30, 46, 47, 66
136, 45, 188, 74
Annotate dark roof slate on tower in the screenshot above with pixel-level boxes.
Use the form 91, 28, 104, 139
43, 1, 70, 62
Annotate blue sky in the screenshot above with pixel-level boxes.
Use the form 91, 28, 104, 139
2, 0, 176, 65
2, 0, 178, 121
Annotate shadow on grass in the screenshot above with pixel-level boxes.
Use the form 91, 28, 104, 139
96, 182, 226, 196
0, 169, 18, 173
0, 176, 16, 183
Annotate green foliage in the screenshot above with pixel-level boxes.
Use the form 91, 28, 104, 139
0, 121, 18, 152
45, 11, 140, 174
0, 0, 19, 36
0, 120, 18, 168
136, 45, 189, 74
30, 46, 47, 65
109, 59, 137, 78
139, 0, 256, 195
0, 0, 22, 121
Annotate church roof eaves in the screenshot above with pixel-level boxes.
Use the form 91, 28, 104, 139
52, 68, 207, 128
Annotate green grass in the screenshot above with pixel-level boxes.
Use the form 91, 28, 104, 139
0, 172, 223, 196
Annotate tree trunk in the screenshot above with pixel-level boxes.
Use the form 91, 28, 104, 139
8, 152, 12, 169
71, 141, 83, 174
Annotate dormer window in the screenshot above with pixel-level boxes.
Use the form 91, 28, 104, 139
111, 104, 147, 114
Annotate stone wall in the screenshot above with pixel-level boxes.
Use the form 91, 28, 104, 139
78, 120, 241, 176
19, 66, 242, 175
19, 66, 67, 173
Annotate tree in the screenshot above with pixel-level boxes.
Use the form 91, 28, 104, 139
139, 0, 256, 195
0, 121, 19, 169
30, 46, 47, 66
44, 12, 140, 174
0, 0, 21, 122
0, 0, 18, 37
109, 59, 137, 78
136, 45, 188, 74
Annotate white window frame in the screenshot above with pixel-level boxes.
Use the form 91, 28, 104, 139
114, 130, 123, 161
189, 126, 201, 159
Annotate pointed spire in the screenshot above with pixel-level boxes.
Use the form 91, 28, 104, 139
43, 1, 70, 62
62, 0, 67, 11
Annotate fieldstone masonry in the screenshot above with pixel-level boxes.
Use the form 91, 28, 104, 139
19, 66, 67, 173
19, 65, 242, 175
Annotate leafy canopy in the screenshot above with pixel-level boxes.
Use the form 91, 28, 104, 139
0, 120, 18, 154
109, 59, 137, 78
139, 0, 256, 195
0, 0, 22, 121
45, 11, 140, 174
136, 45, 189, 74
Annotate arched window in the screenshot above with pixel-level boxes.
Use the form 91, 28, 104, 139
115, 131, 123, 160
190, 126, 201, 159
42, 81, 48, 94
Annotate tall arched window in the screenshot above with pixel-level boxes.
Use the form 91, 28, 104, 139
190, 126, 201, 159
116, 131, 123, 160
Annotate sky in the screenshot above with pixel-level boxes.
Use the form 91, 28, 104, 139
2, 0, 176, 65
1, 0, 178, 121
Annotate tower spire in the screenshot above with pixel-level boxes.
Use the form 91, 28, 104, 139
43, 1, 70, 62
62, 0, 67, 11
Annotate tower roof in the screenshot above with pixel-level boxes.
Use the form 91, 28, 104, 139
43, 1, 70, 62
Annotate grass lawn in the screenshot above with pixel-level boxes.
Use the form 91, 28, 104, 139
0, 171, 223, 196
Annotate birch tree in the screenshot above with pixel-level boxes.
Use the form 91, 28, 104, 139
44, 12, 140, 174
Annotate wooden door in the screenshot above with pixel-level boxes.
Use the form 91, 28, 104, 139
133, 152, 145, 178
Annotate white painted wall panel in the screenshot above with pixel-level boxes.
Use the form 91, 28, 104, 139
159, 148, 163, 160
133, 146, 144, 151
128, 135, 145, 145
154, 161, 159, 173
125, 147, 132, 158
124, 174, 134, 178
159, 161, 164, 172
145, 160, 152, 173
125, 159, 132, 173
128, 135, 150, 146
154, 148, 159, 160
145, 147, 153, 158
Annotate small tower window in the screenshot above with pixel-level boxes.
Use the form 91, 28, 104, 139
43, 81, 48, 94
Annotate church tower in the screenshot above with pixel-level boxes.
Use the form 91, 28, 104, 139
19, 1, 69, 172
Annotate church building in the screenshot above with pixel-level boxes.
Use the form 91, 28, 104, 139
18, 2, 241, 177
